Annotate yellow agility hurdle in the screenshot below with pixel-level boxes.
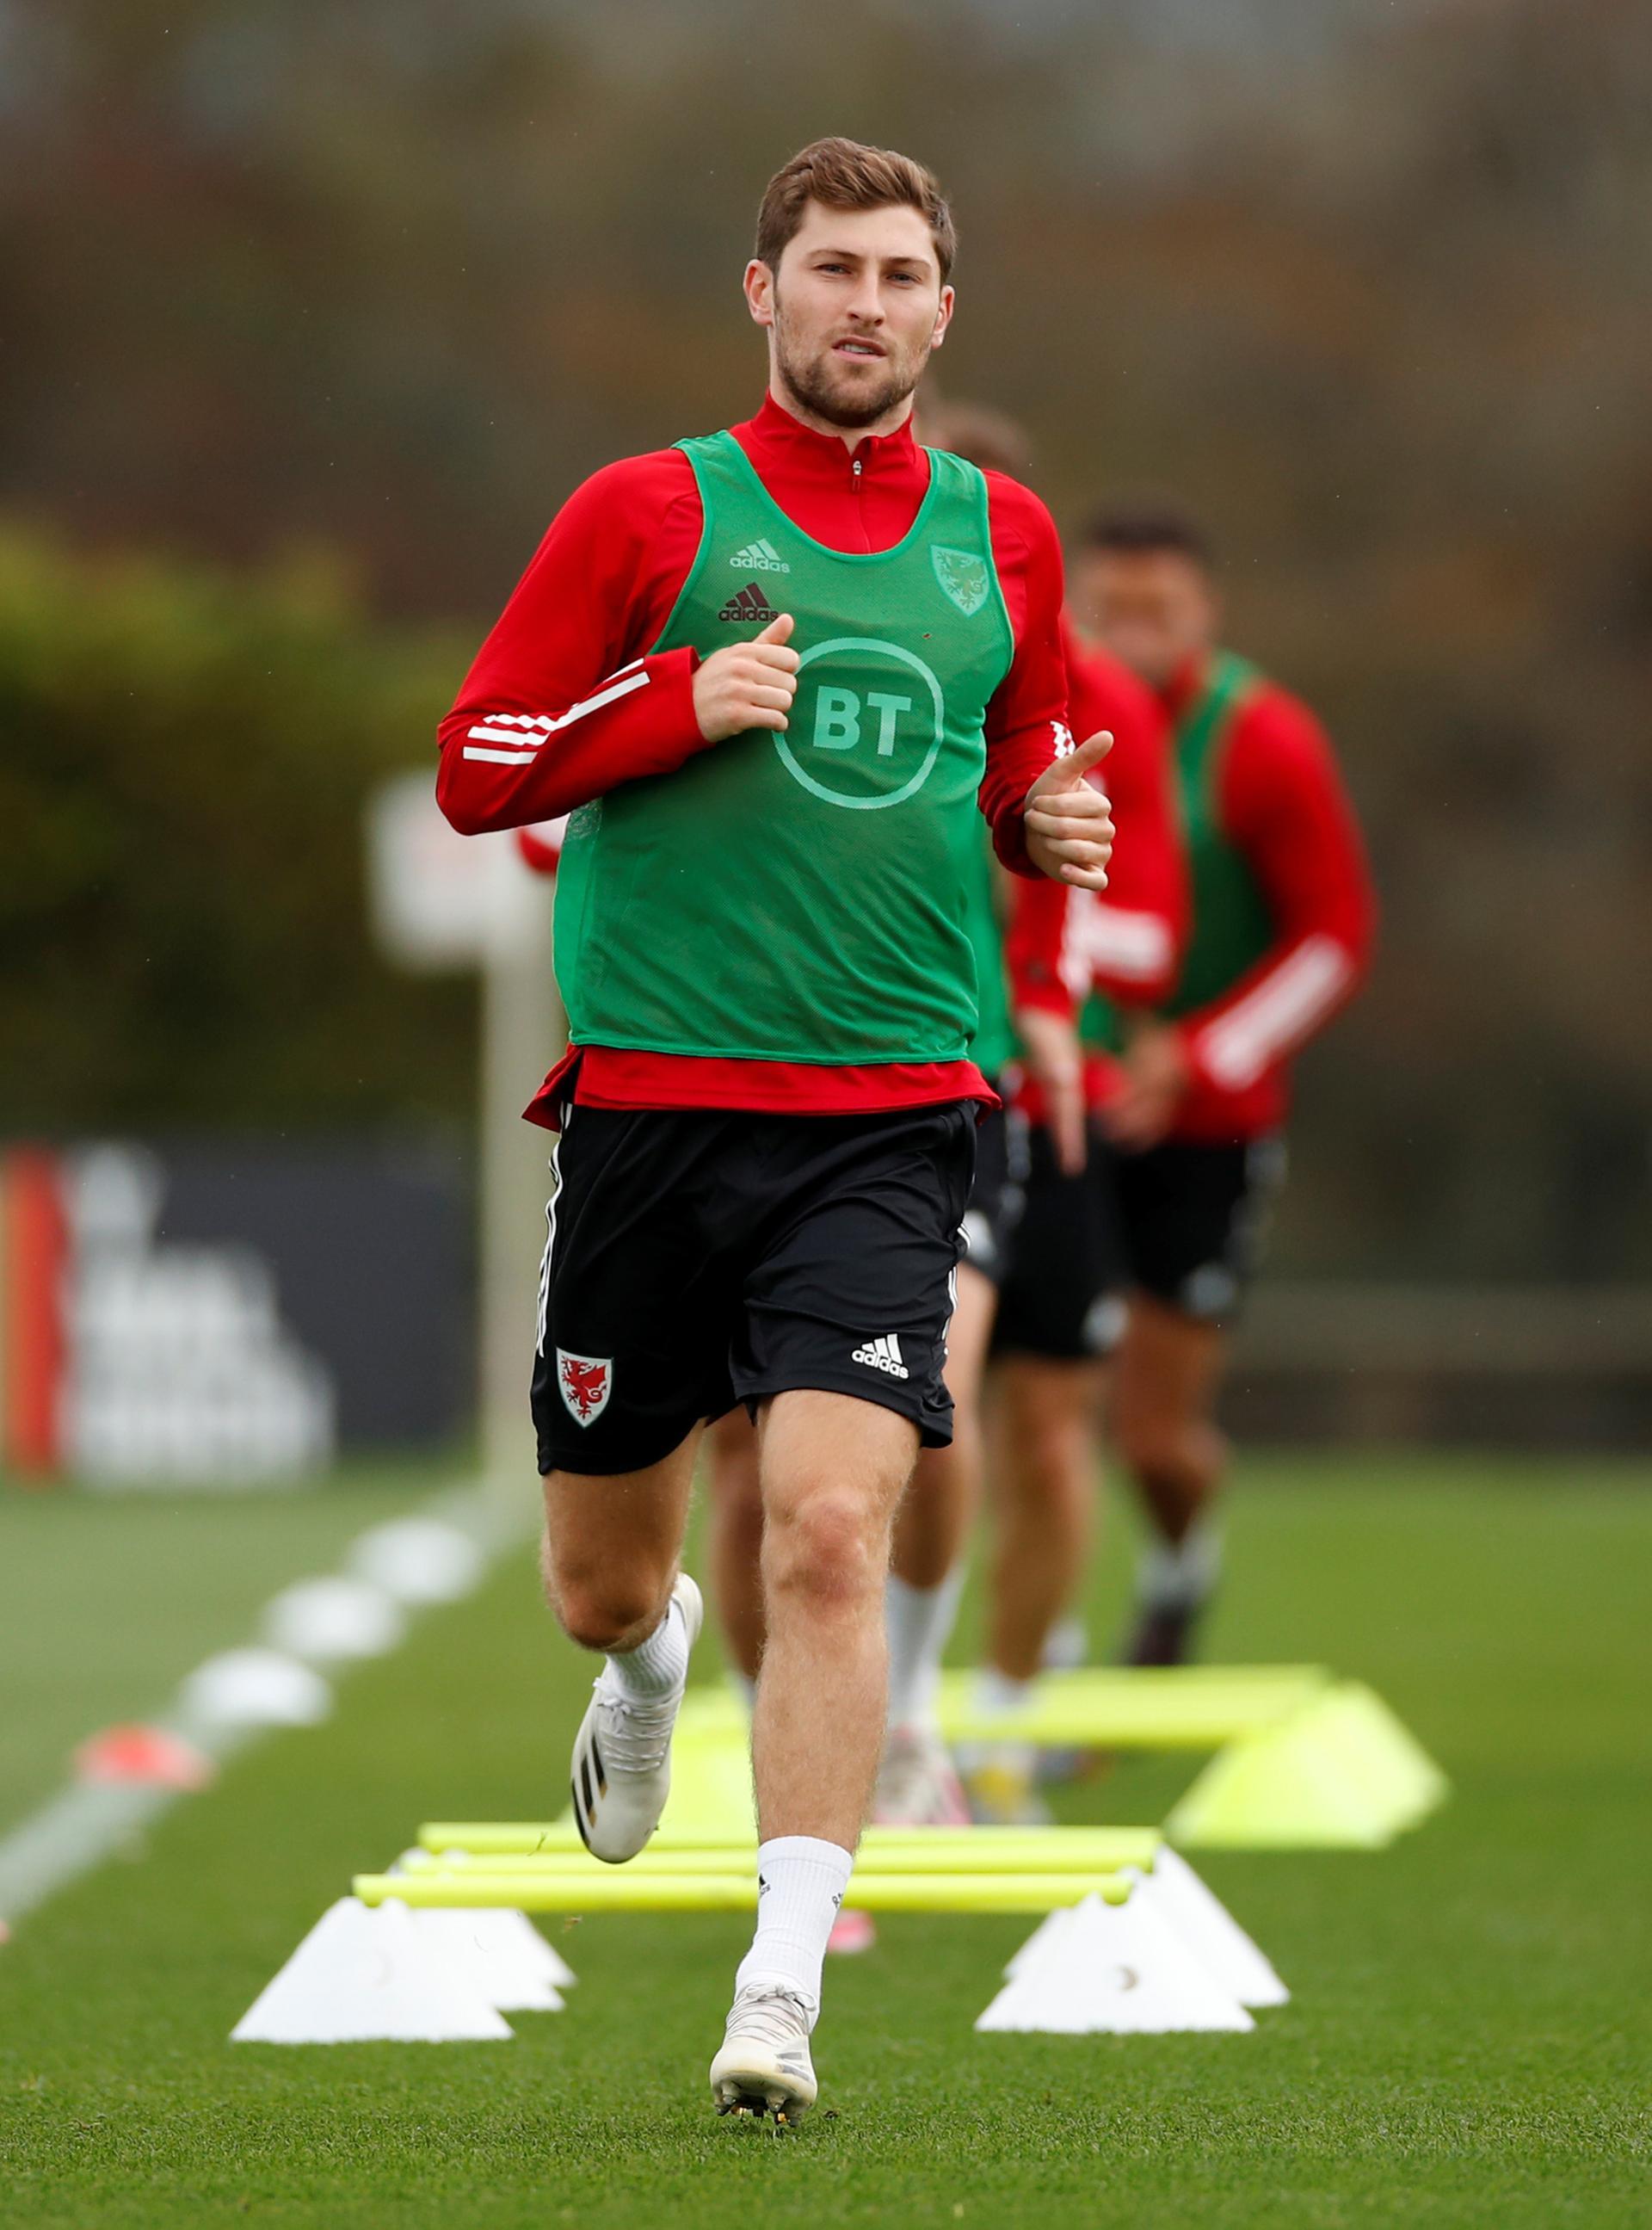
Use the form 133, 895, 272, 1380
354, 1869, 1135, 1915
414, 1823, 1162, 1871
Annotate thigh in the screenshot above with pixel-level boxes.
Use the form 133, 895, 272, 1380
531, 1108, 742, 1478
943, 1257, 999, 1413
757, 1387, 920, 1529
995, 1122, 1126, 1362
1115, 1137, 1286, 1325
731, 1103, 977, 1452
1110, 1291, 1226, 1436
543, 1426, 702, 1593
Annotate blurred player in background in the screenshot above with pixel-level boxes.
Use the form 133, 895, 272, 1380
704, 399, 1065, 1865
962, 594, 1187, 1816
1072, 503, 1377, 1664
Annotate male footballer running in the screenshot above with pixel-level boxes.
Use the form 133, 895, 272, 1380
437, 138, 1113, 2122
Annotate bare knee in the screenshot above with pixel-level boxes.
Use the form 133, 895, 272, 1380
542, 1536, 669, 1653
1113, 1398, 1221, 1491
764, 1486, 888, 1618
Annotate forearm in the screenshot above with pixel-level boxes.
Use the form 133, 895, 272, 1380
1175, 930, 1365, 1093
436, 648, 705, 834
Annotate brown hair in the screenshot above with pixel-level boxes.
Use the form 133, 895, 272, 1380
755, 137, 957, 281
1083, 500, 1215, 570
916, 396, 1032, 479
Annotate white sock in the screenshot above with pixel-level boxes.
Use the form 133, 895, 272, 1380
1042, 1614, 1088, 1671
603, 1591, 689, 1701
885, 1568, 965, 1729
971, 1665, 1035, 1720
1137, 1519, 1223, 1614
735, 1836, 854, 2014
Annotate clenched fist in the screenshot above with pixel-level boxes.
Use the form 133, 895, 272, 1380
1024, 729, 1116, 890
693, 611, 801, 741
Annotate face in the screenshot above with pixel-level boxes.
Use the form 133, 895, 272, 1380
745, 201, 952, 431
1079, 548, 1219, 690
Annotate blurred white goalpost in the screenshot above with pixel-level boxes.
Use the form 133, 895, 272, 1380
367, 775, 563, 1491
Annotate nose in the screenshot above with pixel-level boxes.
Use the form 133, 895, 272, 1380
845, 272, 885, 326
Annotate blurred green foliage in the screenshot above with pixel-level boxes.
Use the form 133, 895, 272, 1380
0, 523, 475, 1131
1, 0, 1649, 1273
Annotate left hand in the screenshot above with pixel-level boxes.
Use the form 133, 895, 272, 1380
1102, 1022, 1192, 1150
1024, 730, 1116, 889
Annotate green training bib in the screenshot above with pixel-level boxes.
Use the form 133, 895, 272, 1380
1076, 649, 1271, 1049
554, 431, 1016, 1066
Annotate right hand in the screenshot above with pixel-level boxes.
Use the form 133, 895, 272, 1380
693, 612, 799, 741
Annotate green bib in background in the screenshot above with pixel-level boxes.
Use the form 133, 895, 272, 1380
1077, 649, 1272, 1050
554, 430, 1015, 1066
1160, 651, 1274, 1019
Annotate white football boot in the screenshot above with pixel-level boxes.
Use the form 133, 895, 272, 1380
710, 1985, 818, 2125
872, 1720, 972, 1827
959, 1738, 1051, 1826
570, 1572, 702, 1862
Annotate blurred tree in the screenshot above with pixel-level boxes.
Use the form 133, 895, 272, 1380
1, 0, 1649, 1274
0, 523, 475, 1131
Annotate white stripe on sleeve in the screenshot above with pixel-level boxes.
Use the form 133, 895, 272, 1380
1072, 901, 1174, 985
1195, 934, 1354, 1090
460, 665, 652, 760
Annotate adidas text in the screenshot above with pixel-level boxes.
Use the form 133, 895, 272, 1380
718, 583, 780, 623
851, 1333, 909, 1380
730, 538, 791, 574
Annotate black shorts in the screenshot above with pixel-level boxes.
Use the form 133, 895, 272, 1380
1114, 1135, 1286, 1324
957, 1097, 1027, 1288
994, 1121, 1129, 1362
531, 1100, 977, 1476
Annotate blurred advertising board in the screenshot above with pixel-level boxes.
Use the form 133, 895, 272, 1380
2, 1140, 468, 1489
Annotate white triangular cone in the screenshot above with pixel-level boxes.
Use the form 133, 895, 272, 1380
1004, 1905, 1076, 1980
410, 1908, 568, 2011
976, 1891, 1254, 2034
1134, 1849, 1288, 2008
231, 1898, 513, 2042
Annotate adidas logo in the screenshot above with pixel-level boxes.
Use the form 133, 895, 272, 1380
730, 537, 790, 573
850, 1333, 909, 1380
718, 582, 780, 624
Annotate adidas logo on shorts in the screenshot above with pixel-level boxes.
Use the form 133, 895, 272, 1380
851, 1332, 909, 1380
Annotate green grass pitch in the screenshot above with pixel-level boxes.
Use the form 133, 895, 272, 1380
2, 1453, 1649, 2227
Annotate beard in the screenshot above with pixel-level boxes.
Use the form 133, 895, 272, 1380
772, 299, 925, 429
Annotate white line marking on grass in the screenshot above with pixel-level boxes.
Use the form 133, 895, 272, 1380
0, 1478, 533, 1939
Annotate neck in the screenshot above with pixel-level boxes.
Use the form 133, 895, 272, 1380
766, 367, 915, 452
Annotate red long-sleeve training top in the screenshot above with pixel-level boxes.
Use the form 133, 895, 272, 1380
1156, 657, 1375, 1140
437, 394, 1073, 1122
1005, 627, 1187, 1122
1002, 645, 1373, 1143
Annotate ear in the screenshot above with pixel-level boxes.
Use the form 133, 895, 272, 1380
744, 257, 775, 330
930, 282, 956, 352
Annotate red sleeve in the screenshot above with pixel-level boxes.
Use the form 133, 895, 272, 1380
435, 452, 711, 837
1004, 633, 1187, 1017
1177, 688, 1377, 1093
977, 475, 1075, 877
1063, 636, 1187, 1008
516, 819, 568, 876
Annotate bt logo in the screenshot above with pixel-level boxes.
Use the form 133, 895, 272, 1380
811, 686, 914, 758
774, 637, 946, 812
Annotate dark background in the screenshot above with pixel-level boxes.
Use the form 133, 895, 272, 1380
4, 0, 1649, 1284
